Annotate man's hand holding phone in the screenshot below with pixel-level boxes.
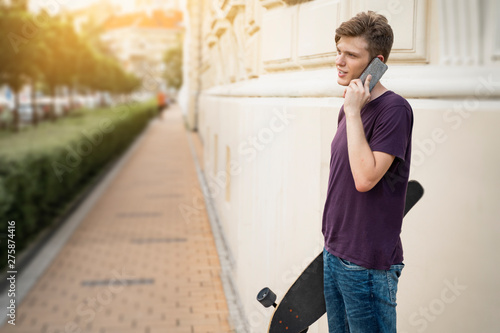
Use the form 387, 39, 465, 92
343, 74, 372, 117
342, 57, 388, 116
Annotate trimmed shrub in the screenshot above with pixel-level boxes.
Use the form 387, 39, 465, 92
0, 100, 156, 269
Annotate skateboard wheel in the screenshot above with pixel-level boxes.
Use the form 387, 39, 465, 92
257, 287, 277, 308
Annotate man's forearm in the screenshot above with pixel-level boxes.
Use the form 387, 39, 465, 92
345, 112, 378, 192
342, 78, 395, 192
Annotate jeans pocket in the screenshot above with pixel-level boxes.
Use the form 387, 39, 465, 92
337, 256, 367, 271
386, 264, 404, 305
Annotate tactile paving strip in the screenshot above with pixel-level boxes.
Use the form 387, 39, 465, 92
81, 279, 155, 287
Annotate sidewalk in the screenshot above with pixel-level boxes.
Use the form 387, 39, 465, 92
0, 105, 233, 333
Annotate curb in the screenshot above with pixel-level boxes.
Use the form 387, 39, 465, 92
186, 131, 249, 333
0, 119, 155, 326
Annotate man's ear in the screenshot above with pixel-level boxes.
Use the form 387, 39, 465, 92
376, 55, 385, 63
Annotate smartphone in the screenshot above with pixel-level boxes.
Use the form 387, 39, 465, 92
359, 57, 388, 92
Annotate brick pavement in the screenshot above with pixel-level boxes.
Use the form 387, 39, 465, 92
0, 105, 233, 333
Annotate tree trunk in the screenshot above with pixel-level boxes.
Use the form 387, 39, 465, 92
70, 82, 77, 112
11, 92, 19, 133
31, 79, 38, 127
100, 92, 105, 108
69, 86, 74, 112
50, 86, 57, 122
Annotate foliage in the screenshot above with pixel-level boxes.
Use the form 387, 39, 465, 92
0, 100, 156, 270
0, 6, 141, 130
163, 44, 183, 90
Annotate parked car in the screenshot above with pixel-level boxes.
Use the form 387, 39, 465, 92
35, 97, 71, 118
17, 103, 44, 123
78, 95, 99, 109
35, 97, 55, 119
55, 97, 71, 115
0, 97, 13, 128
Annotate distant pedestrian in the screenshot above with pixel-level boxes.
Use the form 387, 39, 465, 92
157, 91, 167, 118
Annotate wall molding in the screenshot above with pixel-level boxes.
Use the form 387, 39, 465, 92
203, 66, 500, 98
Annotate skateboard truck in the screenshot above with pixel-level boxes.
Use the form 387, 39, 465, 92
257, 287, 277, 308
257, 287, 309, 333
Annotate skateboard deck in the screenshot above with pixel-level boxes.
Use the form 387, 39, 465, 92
257, 180, 424, 333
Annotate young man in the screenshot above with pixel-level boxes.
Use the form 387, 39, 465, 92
322, 11, 413, 332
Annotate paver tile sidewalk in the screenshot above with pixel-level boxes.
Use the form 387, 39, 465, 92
0, 105, 233, 333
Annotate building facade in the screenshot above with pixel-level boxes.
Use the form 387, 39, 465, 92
100, 9, 183, 93
183, 0, 500, 332
66, 2, 183, 96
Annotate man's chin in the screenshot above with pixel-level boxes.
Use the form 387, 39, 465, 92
337, 78, 349, 86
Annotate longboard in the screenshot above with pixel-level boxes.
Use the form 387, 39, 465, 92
257, 180, 424, 333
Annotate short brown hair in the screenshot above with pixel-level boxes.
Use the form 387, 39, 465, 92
335, 11, 394, 63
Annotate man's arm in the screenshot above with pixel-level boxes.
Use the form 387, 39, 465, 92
344, 76, 395, 192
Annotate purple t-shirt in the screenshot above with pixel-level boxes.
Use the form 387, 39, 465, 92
322, 90, 413, 270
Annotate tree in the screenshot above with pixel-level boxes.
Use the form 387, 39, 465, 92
0, 8, 40, 131
26, 9, 51, 126
0, 5, 144, 130
10, 0, 28, 11
163, 44, 183, 90
38, 17, 80, 120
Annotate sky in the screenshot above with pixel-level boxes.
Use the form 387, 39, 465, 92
29, 0, 141, 14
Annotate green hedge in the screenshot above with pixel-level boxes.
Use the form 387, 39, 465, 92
0, 100, 156, 270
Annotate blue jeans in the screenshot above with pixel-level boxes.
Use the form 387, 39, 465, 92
323, 248, 404, 333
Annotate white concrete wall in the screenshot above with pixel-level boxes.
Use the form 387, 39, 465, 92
199, 78, 500, 333
200, 95, 337, 332
190, 0, 500, 332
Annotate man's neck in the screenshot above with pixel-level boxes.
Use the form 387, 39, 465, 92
370, 83, 389, 101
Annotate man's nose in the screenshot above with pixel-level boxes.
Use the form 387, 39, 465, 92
335, 54, 345, 66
